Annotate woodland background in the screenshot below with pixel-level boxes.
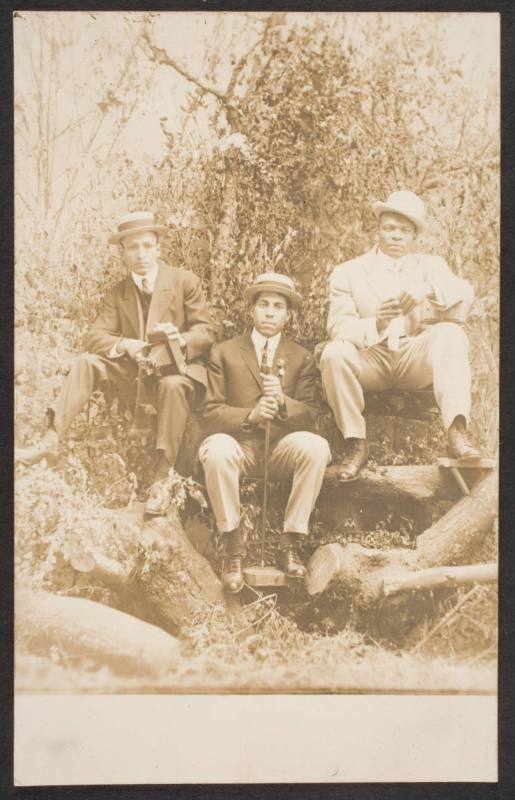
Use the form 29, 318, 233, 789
14, 11, 499, 692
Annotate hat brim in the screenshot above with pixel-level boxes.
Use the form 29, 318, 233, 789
109, 224, 168, 244
244, 283, 302, 310
372, 202, 424, 233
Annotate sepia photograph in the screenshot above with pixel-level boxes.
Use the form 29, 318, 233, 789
13, 8, 499, 784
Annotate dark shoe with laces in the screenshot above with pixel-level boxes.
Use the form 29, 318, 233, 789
336, 438, 369, 483
223, 556, 245, 594
447, 419, 481, 460
276, 547, 307, 579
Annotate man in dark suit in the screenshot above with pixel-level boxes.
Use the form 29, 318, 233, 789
199, 272, 331, 593
16, 211, 215, 514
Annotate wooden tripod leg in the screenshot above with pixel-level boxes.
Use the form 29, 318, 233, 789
449, 466, 470, 496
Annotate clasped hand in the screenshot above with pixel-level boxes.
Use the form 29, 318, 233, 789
376, 284, 430, 333
248, 394, 280, 424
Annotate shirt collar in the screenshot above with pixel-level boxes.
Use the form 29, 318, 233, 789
251, 328, 282, 355
131, 264, 159, 292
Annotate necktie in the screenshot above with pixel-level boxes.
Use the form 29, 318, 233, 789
141, 277, 152, 296
260, 339, 271, 374
385, 261, 404, 351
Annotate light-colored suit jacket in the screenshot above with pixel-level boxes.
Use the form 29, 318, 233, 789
327, 247, 474, 348
201, 333, 320, 444
83, 262, 215, 387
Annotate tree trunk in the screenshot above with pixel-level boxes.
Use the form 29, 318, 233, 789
210, 152, 239, 301
67, 502, 239, 636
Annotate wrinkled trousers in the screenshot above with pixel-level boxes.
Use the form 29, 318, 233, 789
199, 431, 331, 534
50, 352, 196, 465
320, 322, 472, 439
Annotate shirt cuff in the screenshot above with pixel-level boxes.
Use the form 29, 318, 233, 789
427, 281, 447, 307
108, 338, 125, 359
366, 317, 386, 347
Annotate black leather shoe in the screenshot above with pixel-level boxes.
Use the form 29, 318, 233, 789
276, 547, 307, 579
336, 438, 369, 482
223, 556, 245, 594
447, 420, 481, 460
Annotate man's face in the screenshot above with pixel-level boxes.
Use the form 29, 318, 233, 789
119, 231, 160, 275
377, 212, 416, 259
252, 291, 290, 338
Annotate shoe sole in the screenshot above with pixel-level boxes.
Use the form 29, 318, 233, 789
335, 473, 361, 484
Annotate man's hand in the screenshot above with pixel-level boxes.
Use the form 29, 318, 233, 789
376, 298, 402, 334
398, 283, 432, 314
117, 338, 147, 360
260, 373, 285, 407
247, 395, 280, 425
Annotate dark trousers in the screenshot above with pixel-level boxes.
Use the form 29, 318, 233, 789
50, 353, 196, 465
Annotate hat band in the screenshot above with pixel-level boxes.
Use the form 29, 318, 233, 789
117, 218, 156, 233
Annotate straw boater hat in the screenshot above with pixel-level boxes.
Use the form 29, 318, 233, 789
109, 211, 168, 244
372, 190, 426, 233
244, 272, 302, 310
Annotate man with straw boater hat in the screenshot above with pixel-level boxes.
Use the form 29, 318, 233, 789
320, 190, 481, 482
16, 211, 215, 514
199, 272, 331, 593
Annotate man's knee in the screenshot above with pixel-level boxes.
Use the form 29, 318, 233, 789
320, 339, 358, 369
199, 434, 242, 469
159, 374, 193, 399
428, 322, 469, 354
72, 352, 104, 371
291, 432, 331, 465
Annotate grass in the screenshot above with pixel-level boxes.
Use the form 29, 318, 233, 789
16, 596, 496, 695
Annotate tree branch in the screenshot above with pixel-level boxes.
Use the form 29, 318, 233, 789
141, 28, 230, 107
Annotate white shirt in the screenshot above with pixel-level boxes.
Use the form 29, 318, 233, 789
131, 264, 158, 294
373, 247, 406, 350
251, 328, 281, 369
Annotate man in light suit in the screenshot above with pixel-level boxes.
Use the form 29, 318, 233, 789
320, 190, 480, 482
16, 211, 215, 514
199, 273, 331, 593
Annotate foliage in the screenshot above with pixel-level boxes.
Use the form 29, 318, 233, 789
14, 12, 499, 685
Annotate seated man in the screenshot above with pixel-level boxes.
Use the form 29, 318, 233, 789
199, 272, 331, 593
16, 211, 215, 514
320, 190, 480, 482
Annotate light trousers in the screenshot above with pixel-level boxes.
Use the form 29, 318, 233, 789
320, 322, 471, 439
199, 431, 331, 534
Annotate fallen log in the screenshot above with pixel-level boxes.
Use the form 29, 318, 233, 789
66, 500, 239, 634
306, 470, 498, 638
382, 563, 497, 597
324, 464, 459, 504
15, 588, 180, 676
318, 464, 464, 536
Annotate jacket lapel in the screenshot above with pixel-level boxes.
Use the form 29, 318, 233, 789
120, 276, 145, 340
145, 262, 175, 336
239, 333, 263, 391
273, 335, 290, 372
362, 247, 390, 303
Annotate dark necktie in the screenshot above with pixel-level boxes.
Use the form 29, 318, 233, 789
141, 277, 152, 296
260, 338, 271, 375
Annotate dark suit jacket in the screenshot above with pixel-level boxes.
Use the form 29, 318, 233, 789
83, 262, 215, 387
201, 332, 320, 443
